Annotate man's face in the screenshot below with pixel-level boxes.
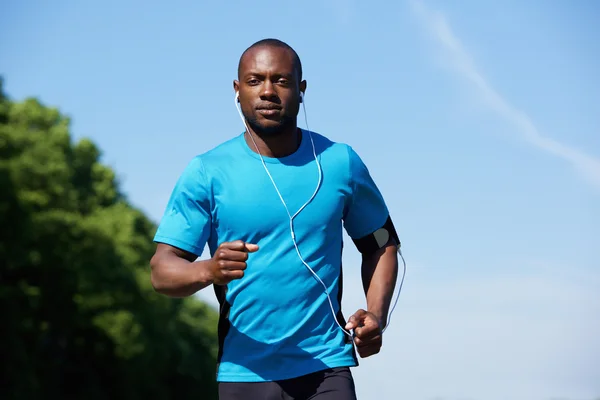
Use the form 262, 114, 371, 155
234, 46, 306, 136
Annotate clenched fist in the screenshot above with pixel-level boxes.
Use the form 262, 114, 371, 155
345, 309, 383, 358
208, 240, 259, 285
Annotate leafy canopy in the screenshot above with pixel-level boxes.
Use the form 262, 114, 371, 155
0, 77, 219, 400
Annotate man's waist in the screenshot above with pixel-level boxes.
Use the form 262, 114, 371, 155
216, 345, 356, 383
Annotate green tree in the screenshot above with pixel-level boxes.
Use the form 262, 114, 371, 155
0, 77, 219, 400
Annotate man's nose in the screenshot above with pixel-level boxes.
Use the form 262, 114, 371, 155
260, 81, 277, 99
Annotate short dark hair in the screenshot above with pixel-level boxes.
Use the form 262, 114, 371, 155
237, 38, 303, 81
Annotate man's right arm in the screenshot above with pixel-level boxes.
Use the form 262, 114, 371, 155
150, 156, 213, 297
150, 157, 259, 297
150, 240, 259, 298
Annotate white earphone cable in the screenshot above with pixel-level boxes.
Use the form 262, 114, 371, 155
234, 93, 405, 338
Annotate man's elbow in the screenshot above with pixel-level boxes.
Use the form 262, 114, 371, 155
149, 253, 168, 293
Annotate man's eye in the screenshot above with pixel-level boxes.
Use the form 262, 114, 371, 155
247, 79, 260, 85
278, 79, 289, 85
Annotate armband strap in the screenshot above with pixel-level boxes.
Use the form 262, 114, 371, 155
351, 215, 401, 254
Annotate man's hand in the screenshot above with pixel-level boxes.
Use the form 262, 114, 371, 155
345, 309, 383, 358
208, 240, 259, 285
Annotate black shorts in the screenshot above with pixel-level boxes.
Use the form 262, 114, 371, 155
218, 367, 357, 400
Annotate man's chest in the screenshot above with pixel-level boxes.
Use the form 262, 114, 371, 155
209, 161, 349, 239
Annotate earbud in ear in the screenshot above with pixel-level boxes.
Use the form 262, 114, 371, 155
235, 92, 240, 103
300, 92, 304, 103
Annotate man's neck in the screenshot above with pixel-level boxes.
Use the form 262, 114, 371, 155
245, 126, 301, 158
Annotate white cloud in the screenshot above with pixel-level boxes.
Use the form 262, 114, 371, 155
409, 0, 600, 191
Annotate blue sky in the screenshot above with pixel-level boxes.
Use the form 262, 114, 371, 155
2, 0, 599, 399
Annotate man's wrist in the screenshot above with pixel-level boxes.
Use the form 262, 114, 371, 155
194, 259, 215, 286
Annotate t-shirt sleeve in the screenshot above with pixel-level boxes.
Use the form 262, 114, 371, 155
342, 145, 389, 240
153, 156, 212, 256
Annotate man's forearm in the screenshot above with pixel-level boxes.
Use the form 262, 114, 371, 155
150, 254, 213, 298
361, 241, 398, 329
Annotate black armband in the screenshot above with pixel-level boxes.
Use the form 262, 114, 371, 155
351, 215, 401, 254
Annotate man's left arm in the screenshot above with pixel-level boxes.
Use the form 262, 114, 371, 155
363, 237, 399, 329
345, 236, 398, 357
342, 145, 400, 358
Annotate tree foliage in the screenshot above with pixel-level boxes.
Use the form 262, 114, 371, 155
0, 77, 219, 400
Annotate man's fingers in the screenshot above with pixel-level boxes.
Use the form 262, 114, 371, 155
357, 344, 381, 358
213, 267, 245, 285
218, 249, 249, 262
350, 311, 383, 358
221, 240, 259, 253
222, 269, 244, 280
211, 241, 258, 285
354, 332, 382, 358
345, 317, 358, 330
355, 319, 381, 339
244, 243, 259, 252
219, 260, 247, 271
345, 309, 367, 330
355, 326, 376, 340
353, 335, 382, 348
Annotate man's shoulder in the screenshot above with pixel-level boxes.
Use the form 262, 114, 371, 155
309, 130, 354, 159
310, 131, 371, 180
183, 133, 244, 170
199, 133, 244, 159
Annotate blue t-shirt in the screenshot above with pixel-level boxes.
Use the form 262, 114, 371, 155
154, 129, 389, 382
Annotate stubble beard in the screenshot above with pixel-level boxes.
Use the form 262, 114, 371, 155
244, 107, 298, 138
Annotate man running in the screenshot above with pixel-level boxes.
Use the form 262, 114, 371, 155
150, 38, 399, 400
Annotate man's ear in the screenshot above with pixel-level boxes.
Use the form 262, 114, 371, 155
233, 80, 240, 92
300, 80, 307, 94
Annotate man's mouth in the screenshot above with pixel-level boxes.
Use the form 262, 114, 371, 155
256, 105, 282, 116
256, 105, 282, 111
